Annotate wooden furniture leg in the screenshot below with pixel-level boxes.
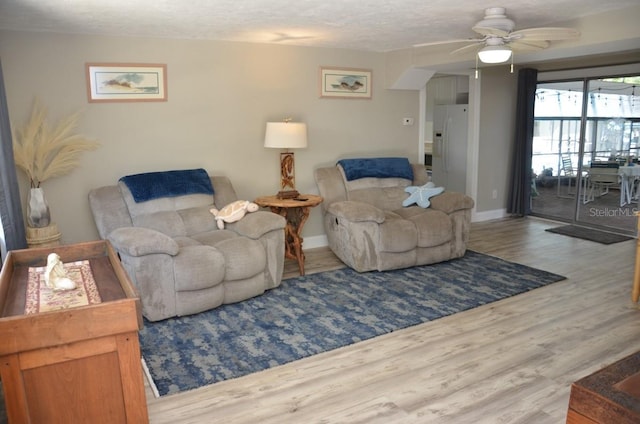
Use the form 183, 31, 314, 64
270, 205, 312, 275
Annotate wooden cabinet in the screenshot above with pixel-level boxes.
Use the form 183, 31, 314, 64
428, 75, 469, 105
0, 241, 149, 423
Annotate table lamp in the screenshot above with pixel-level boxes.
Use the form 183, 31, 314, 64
264, 119, 308, 199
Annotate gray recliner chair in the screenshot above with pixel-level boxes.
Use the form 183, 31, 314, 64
314, 158, 474, 272
89, 168, 286, 321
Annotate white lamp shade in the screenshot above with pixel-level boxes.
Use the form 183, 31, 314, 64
477, 45, 512, 64
264, 122, 308, 149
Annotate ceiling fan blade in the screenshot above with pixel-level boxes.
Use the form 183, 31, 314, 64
509, 39, 550, 51
472, 26, 509, 37
450, 43, 484, 55
413, 39, 478, 48
510, 27, 580, 41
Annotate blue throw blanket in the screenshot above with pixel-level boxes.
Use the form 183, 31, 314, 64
337, 157, 414, 181
120, 168, 214, 203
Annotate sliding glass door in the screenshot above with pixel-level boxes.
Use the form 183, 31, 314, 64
531, 74, 640, 234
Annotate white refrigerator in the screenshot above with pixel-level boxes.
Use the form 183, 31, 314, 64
432, 104, 468, 193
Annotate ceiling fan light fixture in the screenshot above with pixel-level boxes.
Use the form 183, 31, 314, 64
477, 45, 512, 63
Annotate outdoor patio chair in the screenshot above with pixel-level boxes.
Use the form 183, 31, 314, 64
558, 156, 577, 197
587, 162, 620, 200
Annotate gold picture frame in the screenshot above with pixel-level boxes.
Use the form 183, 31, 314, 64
319, 67, 372, 99
86, 63, 167, 103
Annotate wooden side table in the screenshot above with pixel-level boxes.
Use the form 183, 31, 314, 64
254, 194, 323, 275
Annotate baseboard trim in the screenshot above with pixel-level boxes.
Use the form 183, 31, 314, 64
472, 208, 508, 222
303, 235, 329, 249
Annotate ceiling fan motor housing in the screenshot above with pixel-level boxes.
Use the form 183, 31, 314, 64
474, 7, 515, 32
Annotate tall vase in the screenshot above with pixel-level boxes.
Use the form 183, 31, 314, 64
27, 187, 51, 228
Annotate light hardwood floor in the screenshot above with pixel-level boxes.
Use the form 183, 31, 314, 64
145, 217, 640, 423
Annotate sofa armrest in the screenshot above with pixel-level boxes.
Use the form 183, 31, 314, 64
227, 211, 286, 239
107, 227, 180, 257
429, 192, 475, 214
327, 201, 385, 223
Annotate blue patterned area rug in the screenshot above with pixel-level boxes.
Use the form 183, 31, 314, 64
139, 250, 565, 396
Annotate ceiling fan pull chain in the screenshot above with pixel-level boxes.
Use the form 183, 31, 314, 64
475, 54, 479, 79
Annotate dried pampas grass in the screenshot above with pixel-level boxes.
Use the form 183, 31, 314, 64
12, 98, 99, 188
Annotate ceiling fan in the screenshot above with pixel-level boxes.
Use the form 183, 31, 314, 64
415, 7, 580, 64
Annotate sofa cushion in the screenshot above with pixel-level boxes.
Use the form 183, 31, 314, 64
429, 191, 475, 214
173, 245, 225, 291
403, 209, 452, 247
223, 273, 266, 304
173, 236, 202, 248
108, 227, 180, 256
394, 205, 427, 219
378, 213, 418, 252
228, 211, 287, 239
131, 210, 186, 237
328, 201, 385, 223
216, 237, 267, 281
348, 186, 409, 212
179, 206, 218, 235
191, 229, 238, 246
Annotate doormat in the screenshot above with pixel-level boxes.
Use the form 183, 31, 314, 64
545, 225, 633, 244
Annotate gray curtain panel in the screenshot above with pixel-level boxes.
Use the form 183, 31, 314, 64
507, 68, 538, 216
0, 59, 27, 263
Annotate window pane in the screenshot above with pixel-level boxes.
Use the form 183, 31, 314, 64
531, 75, 640, 234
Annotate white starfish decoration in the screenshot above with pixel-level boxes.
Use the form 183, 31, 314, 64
402, 182, 444, 208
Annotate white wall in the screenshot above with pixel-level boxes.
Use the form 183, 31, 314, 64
0, 30, 420, 244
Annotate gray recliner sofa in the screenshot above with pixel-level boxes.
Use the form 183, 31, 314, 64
314, 158, 474, 272
89, 168, 286, 321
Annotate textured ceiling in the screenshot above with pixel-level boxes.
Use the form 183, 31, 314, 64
0, 0, 638, 52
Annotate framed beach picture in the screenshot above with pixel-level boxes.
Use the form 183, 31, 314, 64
319, 67, 372, 99
85, 63, 167, 102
